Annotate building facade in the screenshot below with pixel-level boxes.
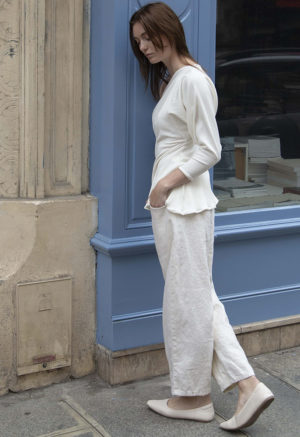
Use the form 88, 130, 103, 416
0, 0, 299, 395
0, 0, 97, 396
89, 0, 300, 384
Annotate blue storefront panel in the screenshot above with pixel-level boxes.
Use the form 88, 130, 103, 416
90, 0, 300, 351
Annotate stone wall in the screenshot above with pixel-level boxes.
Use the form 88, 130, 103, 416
0, 0, 97, 395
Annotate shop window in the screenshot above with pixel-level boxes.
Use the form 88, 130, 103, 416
214, 0, 300, 212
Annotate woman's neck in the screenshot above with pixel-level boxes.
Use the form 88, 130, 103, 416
164, 53, 195, 77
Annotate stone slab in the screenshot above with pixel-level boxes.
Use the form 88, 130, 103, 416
250, 346, 300, 390
0, 389, 77, 437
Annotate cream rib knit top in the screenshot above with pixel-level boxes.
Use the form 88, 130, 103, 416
144, 64, 222, 215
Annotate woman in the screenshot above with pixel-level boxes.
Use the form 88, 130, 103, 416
129, 2, 274, 431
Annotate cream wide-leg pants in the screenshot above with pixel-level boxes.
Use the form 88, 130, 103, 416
150, 206, 254, 396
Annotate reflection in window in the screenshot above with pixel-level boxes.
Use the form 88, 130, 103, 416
214, 0, 300, 212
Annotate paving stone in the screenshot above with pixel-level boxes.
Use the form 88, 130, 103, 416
250, 346, 300, 390
0, 391, 77, 437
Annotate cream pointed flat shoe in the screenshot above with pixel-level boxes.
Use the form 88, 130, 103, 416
147, 399, 215, 422
219, 382, 274, 431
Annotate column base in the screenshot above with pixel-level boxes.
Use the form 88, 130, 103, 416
0, 195, 97, 396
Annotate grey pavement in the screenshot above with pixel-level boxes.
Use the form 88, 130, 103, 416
0, 346, 299, 437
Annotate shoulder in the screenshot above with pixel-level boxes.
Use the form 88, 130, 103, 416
180, 65, 218, 109
181, 66, 212, 89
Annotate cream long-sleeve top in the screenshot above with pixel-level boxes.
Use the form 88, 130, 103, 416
144, 63, 222, 215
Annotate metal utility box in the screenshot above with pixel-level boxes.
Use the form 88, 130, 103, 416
16, 277, 72, 375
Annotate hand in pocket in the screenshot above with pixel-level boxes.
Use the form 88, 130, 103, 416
149, 181, 171, 208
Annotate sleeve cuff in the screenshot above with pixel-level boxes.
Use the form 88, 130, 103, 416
179, 158, 209, 180
178, 165, 194, 181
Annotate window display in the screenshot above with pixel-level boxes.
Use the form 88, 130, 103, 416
214, 0, 300, 212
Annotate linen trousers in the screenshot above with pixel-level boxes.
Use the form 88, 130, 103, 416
150, 206, 254, 396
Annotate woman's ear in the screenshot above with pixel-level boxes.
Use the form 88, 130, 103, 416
161, 35, 172, 49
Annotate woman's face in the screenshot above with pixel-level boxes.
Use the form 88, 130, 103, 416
132, 21, 172, 64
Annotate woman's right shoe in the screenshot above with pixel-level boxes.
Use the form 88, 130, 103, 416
219, 382, 274, 431
147, 399, 215, 422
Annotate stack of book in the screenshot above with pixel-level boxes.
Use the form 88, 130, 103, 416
267, 158, 300, 187
247, 136, 281, 183
248, 158, 268, 183
213, 188, 231, 200
216, 193, 300, 212
213, 177, 283, 199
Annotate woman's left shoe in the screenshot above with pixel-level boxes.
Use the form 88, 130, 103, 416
219, 382, 274, 431
147, 399, 215, 422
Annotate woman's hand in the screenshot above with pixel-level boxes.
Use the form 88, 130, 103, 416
149, 180, 170, 208
148, 168, 191, 208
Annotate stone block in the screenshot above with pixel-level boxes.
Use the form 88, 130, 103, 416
280, 323, 300, 349
0, 195, 98, 395
96, 344, 169, 386
238, 327, 281, 356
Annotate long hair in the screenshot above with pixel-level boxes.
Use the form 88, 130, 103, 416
129, 2, 197, 101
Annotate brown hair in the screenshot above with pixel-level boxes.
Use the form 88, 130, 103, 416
129, 2, 197, 101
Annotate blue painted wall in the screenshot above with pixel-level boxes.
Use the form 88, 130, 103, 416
90, 0, 300, 352
214, 206, 300, 325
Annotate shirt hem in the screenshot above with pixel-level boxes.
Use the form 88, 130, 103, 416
144, 203, 217, 215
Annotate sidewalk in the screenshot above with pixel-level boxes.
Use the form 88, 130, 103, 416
0, 346, 299, 437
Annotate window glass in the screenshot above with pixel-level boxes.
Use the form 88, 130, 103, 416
214, 0, 300, 212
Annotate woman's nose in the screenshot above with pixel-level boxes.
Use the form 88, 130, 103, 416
139, 40, 147, 52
